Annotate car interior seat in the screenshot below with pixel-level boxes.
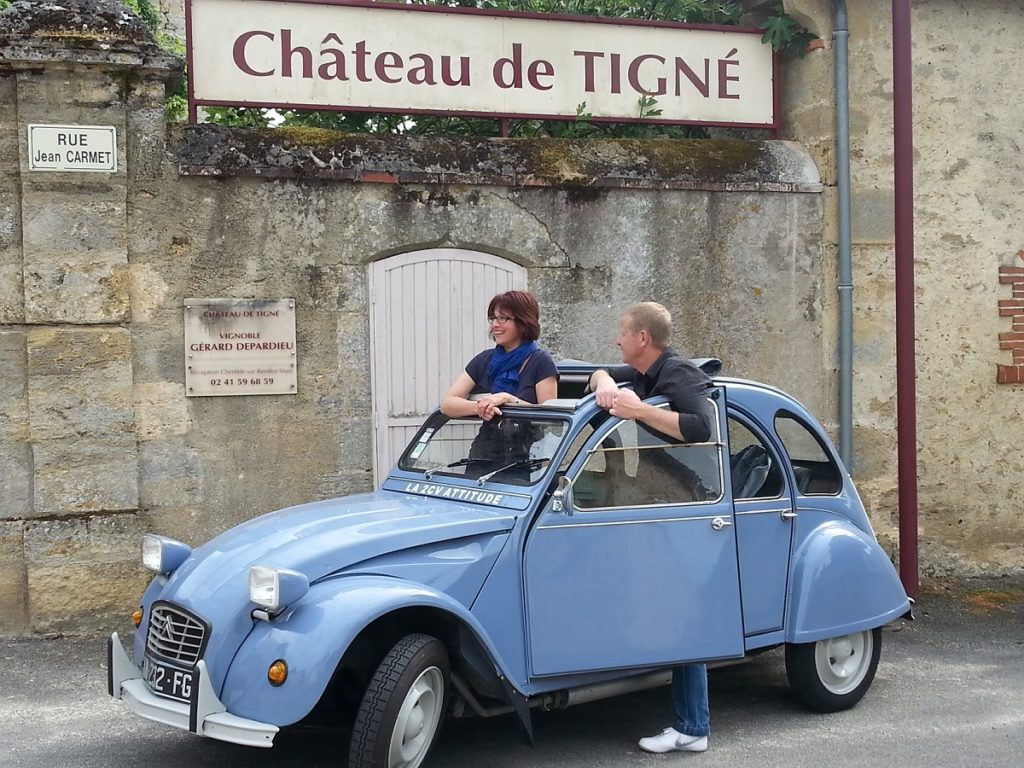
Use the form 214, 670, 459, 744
730, 444, 771, 498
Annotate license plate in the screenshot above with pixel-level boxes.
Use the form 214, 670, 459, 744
142, 654, 193, 702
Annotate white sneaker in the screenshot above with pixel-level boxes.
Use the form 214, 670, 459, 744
638, 727, 708, 754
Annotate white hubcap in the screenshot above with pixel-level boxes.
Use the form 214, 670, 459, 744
815, 630, 872, 695
388, 666, 445, 768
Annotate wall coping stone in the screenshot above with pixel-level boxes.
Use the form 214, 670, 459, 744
175, 125, 823, 193
0, 0, 181, 81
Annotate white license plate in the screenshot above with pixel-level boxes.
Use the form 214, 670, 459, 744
142, 654, 193, 702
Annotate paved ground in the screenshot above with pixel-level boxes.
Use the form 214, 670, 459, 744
2, 579, 1022, 768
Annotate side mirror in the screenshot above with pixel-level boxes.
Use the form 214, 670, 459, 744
552, 475, 574, 515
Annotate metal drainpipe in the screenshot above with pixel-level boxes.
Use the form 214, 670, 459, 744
892, 0, 919, 597
833, 0, 854, 469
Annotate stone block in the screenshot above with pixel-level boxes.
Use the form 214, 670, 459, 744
0, 184, 23, 323
32, 434, 138, 515
21, 182, 127, 253
130, 306, 185, 385
25, 515, 149, 634
138, 439, 199, 513
0, 330, 31, 520
134, 381, 190, 441
127, 78, 172, 182
0, 522, 29, 635
27, 327, 134, 440
851, 187, 895, 243
0, 76, 18, 174
15, 67, 126, 114
22, 182, 128, 323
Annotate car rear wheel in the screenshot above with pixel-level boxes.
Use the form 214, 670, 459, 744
785, 627, 881, 712
349, 633, 449, 768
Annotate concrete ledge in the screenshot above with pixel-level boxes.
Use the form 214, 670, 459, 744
175, 125, 823, 194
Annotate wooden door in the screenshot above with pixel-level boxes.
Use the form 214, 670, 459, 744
369, 249, 527, 482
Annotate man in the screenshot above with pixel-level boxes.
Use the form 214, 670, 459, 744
588, 301, 713, 754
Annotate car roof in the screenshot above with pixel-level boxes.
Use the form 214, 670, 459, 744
549, 359, 813, 422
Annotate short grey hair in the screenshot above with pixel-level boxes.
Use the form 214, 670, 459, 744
623, 302, 672, 349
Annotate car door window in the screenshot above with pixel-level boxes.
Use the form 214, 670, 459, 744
728, 418, 784, 499
574, 403, 722, 510
774, 411, 842, 495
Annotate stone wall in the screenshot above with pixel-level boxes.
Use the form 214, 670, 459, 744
0, 1, 826, 635
5, 0, 1023, 637
780, 0, 1024, 577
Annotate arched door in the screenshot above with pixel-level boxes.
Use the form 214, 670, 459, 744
368, 249, 527, 482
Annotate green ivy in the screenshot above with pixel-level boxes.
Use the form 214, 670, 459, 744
0, 1, 12, 10
759, 4, 818, 59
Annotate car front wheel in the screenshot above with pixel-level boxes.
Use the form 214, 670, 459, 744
349, 633, 449, 768
785, 627, 881, 713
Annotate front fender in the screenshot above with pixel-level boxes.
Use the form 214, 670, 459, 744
218, 574, 513, 726
787, 517, 910, 644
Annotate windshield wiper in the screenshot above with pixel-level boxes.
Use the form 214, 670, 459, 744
476, 457, 551, 486
423, 457, 492, 480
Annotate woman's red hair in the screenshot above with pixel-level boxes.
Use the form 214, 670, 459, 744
488, 291, 541, 342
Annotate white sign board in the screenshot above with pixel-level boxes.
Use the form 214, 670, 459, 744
187, 0, 776, 128
184, 298, 298, 396
28, 124, 117, 172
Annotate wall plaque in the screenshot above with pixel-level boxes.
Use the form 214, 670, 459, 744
28, 124, 117, 172
184, 298, 297, 396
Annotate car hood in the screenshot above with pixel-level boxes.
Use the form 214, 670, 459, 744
160, 490, 519, 609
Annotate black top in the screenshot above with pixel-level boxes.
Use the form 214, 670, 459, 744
607, 348, 714, 442
465, 347, 559, 403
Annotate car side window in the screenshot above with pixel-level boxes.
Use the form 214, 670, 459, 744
727, 417, 784, 499
573, 402, 722, 510
773, 411, 842, 495
557, 412, 609, 473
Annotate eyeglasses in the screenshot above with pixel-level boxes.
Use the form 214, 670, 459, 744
488, 315, 516, 325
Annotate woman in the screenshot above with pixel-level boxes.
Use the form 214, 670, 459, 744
441, 290, 558, 421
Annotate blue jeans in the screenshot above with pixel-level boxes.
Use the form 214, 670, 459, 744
671, 663, 710, 737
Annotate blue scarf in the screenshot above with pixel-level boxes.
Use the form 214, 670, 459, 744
487, 341, 538, 395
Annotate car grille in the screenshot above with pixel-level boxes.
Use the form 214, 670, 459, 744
146, 603, 206, 664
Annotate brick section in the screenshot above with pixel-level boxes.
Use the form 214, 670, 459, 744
997, 365, 1024, 384
999, 332, 1024, 349
997, 250, 1024, 384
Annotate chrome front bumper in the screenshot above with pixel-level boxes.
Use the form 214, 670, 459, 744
107, 632, 278, 748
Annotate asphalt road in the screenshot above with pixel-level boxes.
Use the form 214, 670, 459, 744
2, 581, 1022, 768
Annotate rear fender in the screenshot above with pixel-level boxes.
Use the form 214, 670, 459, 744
787, 518, 910, 644
218, 574, 511, 726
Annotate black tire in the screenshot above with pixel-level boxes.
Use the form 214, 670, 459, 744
348, 634, 449, 768
785, 627, 882, 713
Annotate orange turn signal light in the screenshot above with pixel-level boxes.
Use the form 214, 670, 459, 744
131, 607, 144, 628
268, 659, 288, 687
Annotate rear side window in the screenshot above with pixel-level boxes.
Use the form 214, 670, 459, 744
773, 411, 842, 495
728, 417, 784, 499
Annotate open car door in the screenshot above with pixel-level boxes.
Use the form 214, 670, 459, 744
523, 395, 744, 676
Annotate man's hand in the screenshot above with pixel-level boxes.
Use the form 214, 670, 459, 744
592, 370, 619, 410
609, 388, 685, 441
609, 388, 645, 420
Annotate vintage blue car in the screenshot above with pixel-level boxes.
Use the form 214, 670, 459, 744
108, 359, 911, 768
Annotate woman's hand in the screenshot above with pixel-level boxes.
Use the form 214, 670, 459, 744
475, 392, 520, 421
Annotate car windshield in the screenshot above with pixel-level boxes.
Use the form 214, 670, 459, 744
398, 412, 570, 486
